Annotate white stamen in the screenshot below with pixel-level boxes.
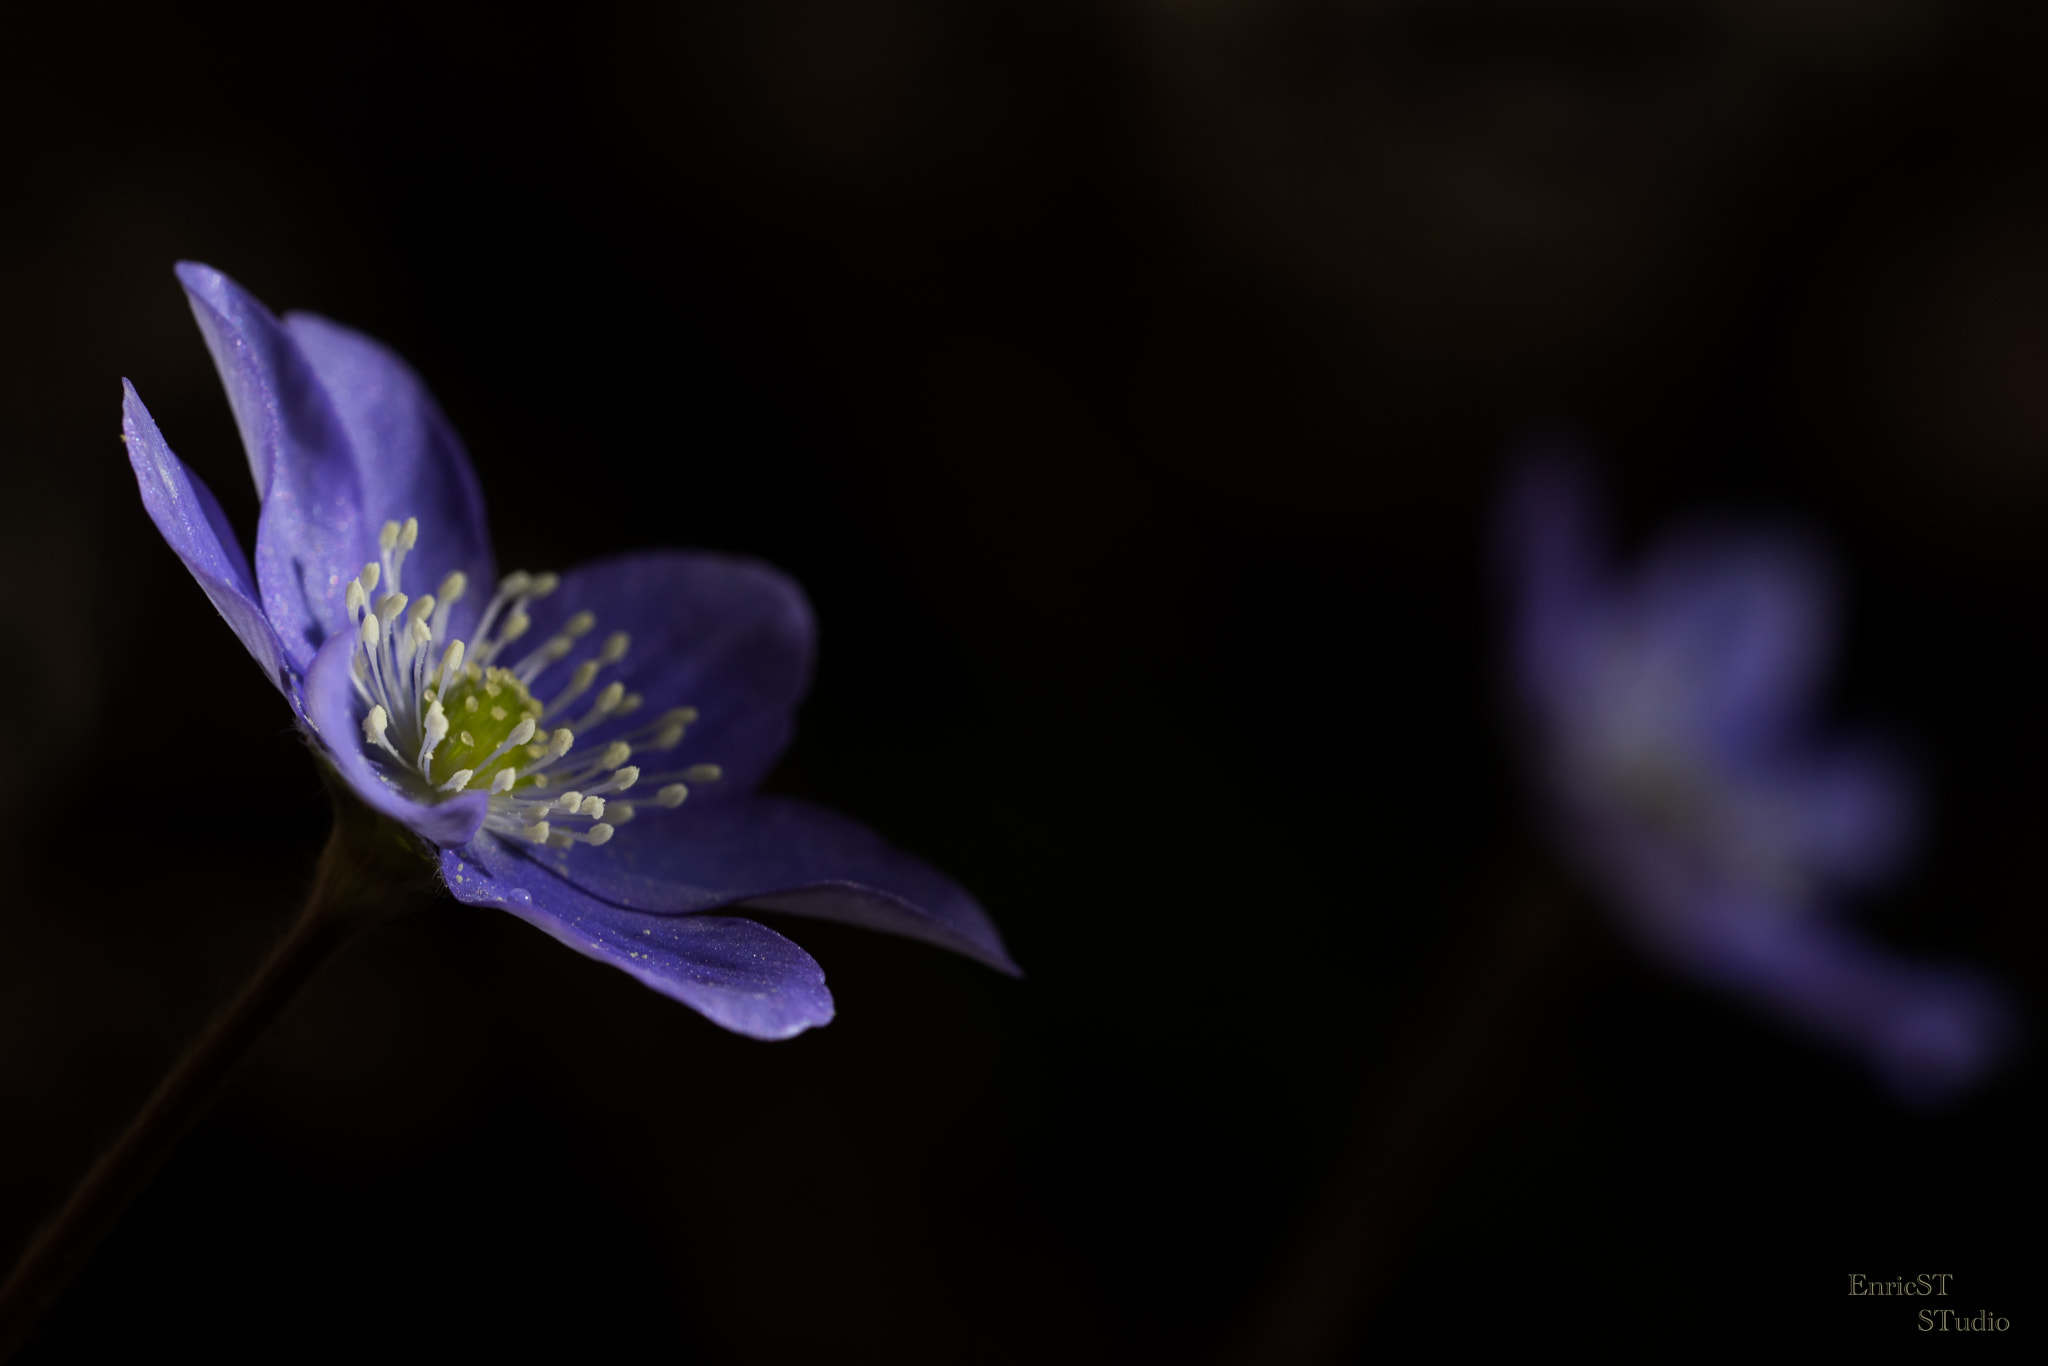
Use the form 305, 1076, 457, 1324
343, 521, 719, 857
682, 764, 723, 783
468, 717, 538, 777
435, 639, 465, 696
544, 660, 600, 717
418, 700, 449, 770
572, 681, 626, 730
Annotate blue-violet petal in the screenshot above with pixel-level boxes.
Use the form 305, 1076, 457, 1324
284, 312, 496, 642
518, 795, 1019, 975
175, 262, 368, 670
442, 836, 836, 1040
122, 381, 295, 704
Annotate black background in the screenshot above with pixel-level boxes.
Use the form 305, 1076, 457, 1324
0, 2, 2040, 1360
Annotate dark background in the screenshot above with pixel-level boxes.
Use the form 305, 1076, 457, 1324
0, 1, 2041, 1360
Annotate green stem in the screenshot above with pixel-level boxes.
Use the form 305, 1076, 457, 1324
0, 781, 436, 1361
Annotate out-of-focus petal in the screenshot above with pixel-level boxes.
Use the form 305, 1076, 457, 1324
285, 312, 495, 640
440, 837, 835, 1040
1631, 530, 1835, 756
1744, 742, 1920, 888
123, 381, 295, 705
508, 796, 1018, 975
1496, 444, 1606, 710
176, 262, 368, 670
304, 629, 488, 848
513, 551, 813, 797
1665, 906, 2016, 1107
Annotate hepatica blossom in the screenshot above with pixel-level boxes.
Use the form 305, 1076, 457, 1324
1500, 450, 2013, 1104
125, 263, 1016, 1040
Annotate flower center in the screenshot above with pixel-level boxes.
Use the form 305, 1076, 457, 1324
422, 664, 543, 789
1558, 635, 1808, 903
345, 518, 722, 849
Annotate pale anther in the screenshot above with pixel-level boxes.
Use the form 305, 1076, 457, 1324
490, 768, 518, 794
598, 631, 629, 664
439, 769, 474, 792
585, 823, 615, 847
656, 784, 688, 807
682, 764, 723, 783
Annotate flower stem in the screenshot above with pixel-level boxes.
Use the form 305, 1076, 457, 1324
1221, 861, 1587, 1366
0, 779, 437, 1361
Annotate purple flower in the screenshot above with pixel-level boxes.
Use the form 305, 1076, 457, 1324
1499, 449, 2013, 1104
125, 263, 1016, 1040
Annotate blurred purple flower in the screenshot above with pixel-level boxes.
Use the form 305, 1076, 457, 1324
1499, 449, 2012, 1104
124, 263, 1015, 1040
